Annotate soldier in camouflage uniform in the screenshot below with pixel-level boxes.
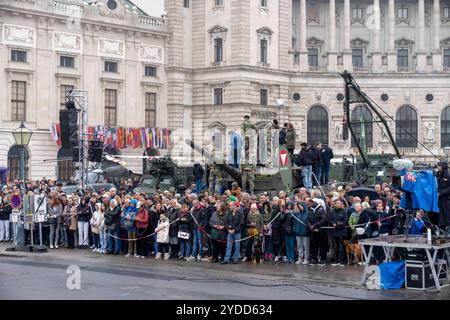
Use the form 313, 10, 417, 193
241, 115, 257, 194
208, 147, 223, 194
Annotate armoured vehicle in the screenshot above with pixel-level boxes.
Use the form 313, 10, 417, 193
133, 156, 194, 195
186, 139, 301, 196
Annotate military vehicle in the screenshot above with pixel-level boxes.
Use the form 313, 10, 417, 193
133, 156, 194, 195
329, 71, 435, 186
186, 139, 301, 196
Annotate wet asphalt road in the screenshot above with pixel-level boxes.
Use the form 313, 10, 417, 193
1, 249, 449, 300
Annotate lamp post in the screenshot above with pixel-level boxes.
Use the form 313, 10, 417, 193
12, 122, 33, 189
444, 146, 450, 163
12, 122, 33, 251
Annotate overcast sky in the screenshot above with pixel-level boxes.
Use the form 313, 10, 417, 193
132, 0, 164, 17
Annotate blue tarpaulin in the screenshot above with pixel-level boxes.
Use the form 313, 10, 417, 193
379, 261, 405, 290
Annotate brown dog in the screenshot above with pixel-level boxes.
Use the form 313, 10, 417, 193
343, 240, 362, 265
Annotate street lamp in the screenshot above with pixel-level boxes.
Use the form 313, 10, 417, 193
444, 146, 450, 163
12, 122, 33, 189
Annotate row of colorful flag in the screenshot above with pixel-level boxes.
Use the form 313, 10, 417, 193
49, 124, 172, 150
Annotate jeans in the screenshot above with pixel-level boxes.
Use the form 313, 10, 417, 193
224, 232, 241, 262
195, 179, 204, 194
179, 238, 191, 257
0, 220, 10, 241
191, 229, 203, 257
333, 236, 346, 264
322, 163, 331, 185
314, 166, 322, 186
108, 225, 121, 253
77, 221, 89, 246
310, 230, 327, 262
158, 243, 170, 254
285, 235, 296, 262
296, 236, 310, 261
60, 226, 68, 246
127, 230, 136, 254
49, 223, 60, 246
152, 234, 159, 254
92, 233, 100, 249
302, 165, 313, 189
99, 228, 107, 251
263, 235, 273, 254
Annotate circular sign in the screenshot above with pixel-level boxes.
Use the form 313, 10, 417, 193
11, 194, 21, 209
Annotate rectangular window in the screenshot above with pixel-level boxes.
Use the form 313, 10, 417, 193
260, 39, 268, 63
60, 85, 75, 109
60, 56, 74, 68
214, 38, 223, 62
444, 7, 450, 19
260, 89, 268, 105
215, 0, 223, 6
145, 66, 157, 77
11, 81, 26, 121
352, 8, 364, 19
213, 88, 223, 105
145, 92, 156, 128
443, 49, 450, 67
307, 6, 319, 21
397, 8, 408, 19
11, 50, 27, 63
105, 89, 117, 126
104, 61, 118, 73
308, 48, 319, 66
184, 0, 189, 8
352, 48, 363, 67
397, 48, 409, 67
260, 0, 267, 7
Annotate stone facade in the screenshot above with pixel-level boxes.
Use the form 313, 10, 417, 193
166, 0, 450, 163
0, 0, 170, 180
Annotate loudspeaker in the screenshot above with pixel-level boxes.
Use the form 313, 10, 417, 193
89, 140, 103, 162
59, 110, 79, 148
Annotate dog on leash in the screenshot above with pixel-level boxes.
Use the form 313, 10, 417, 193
252, 237, 264, 264
343, 240, 362, 265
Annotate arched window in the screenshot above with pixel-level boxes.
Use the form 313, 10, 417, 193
307, 105, 329, 145
441, 106, 450, 148
57, 148, 74, 182
396, 106, 418, 148
351, 105, 373, 148
7, 145, 29, 181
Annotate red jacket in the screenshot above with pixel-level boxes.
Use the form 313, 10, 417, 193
136, 207, 149, 229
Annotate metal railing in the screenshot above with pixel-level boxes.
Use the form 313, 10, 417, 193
444, 66, 450, 72
353, 66, 368, 73
397, 66, 415, 73
308, 65, 327, 72
399, 148, 417, 155
52, 0, 84, 14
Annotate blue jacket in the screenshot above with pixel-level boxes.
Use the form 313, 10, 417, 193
293, 210, 310, 237
409, 218, 425, 235
400, 170, 439, 213
122, 199, 138, 231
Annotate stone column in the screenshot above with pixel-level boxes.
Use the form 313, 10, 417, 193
416, 0, 427, 71
299, 0, 308, 71
343, 0, 352, 71
387, 0, 397, 71
372, 0, 382, 72
432, 0, 442, 71
328, 0, 337, 71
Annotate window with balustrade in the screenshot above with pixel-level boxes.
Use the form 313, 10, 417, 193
260, 89, 268, 106
11, 80, 26, 121
260, 39, 268, 64
397, 49, 409, 68
396, 106, 417, 148
105, 89, 117, 126
441, 106, 450, 147
443, 7, 449, 19
397, 8, 408, 19
214, 38, 223, 62
444, 49, 450, 69
352, 48, 364, 68
308, 48, 318, 67
145, 92, 156, 128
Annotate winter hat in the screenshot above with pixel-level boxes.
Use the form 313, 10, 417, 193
286, 202, 294, 210
312, 198, 326, 210
160, 213, 168, 221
